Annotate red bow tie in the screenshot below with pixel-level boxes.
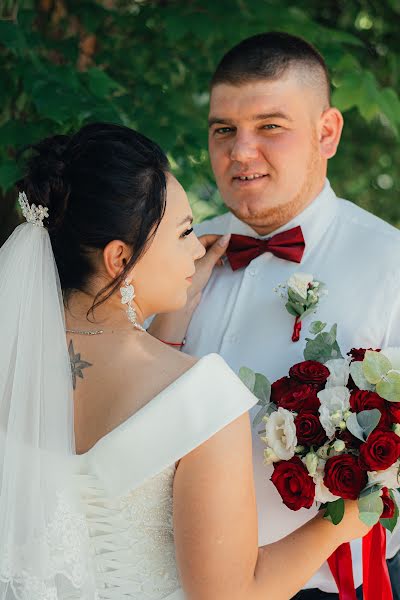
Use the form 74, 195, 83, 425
226, 225, 305, 271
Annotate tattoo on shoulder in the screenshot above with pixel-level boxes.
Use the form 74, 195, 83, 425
68, 339, 93, 390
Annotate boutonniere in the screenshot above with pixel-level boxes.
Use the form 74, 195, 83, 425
274, 273, 327, 342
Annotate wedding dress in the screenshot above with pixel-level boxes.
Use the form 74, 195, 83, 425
72, 353, 256, 600
0, 196, 256, 600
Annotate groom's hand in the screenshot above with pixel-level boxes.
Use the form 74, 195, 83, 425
147, 233, 230, 346
187, 233, 230, 307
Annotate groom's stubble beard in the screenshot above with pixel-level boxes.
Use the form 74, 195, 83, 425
226, 131, 325, 235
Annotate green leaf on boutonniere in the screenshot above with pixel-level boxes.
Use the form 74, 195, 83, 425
285, 301, 301, 317
376, 371, 400, 402
309, 321, 327, 335
362, 351, 391, 384
239, 367, 256, 392
380, 490, 399, 533
287, 287, 307, 305
324, 498, 345, 525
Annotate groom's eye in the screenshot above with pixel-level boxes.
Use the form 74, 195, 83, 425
263, 124, 280, 130
180, 227, 194, 239
214, 127, 234, 135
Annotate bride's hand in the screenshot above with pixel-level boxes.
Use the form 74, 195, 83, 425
186, 233, 231, 309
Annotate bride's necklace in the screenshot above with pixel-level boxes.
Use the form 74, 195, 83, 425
66, 323, 145, 335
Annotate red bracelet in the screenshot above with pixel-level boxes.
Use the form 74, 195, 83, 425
159, 337, 186, 347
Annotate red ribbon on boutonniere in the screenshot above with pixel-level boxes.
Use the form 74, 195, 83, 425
274, 273, 326, 342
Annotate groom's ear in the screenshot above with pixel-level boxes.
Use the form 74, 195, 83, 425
318, 107, 344, 159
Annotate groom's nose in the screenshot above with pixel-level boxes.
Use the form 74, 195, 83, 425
229, 132, 259, 163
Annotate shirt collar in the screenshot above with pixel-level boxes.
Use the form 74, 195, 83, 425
226, 179, 338, 258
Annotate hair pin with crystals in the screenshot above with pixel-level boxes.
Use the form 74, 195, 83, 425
18, 191, 49, 228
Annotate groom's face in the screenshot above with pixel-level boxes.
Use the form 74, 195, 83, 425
208, 71, 331, 234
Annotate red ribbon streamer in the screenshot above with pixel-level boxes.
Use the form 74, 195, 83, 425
362, 523, 393, 600
292, 315, 302, 342
327, 525, 393, 600
328, 543, 357, 600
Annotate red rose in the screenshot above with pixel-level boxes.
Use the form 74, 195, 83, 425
381, 487, 396, 519
295, 411, 327, 446
289, 361, 330, 386
350, 390, 392, 429
324, 454, 367, 500
388, 403, 400, 426
271, 456, 315, 511
347, 348, 381, 362
359, 429, 400, 471
279, 382, 320, 412
271, 377, 292, 404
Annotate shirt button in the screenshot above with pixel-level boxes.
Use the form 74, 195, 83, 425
248, 267, 257, 276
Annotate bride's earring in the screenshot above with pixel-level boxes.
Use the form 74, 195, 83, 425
120, 278, 144, 331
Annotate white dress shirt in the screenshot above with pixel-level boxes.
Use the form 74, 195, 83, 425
184, 179, 400, 593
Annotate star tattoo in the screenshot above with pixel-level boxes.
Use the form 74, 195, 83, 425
68, 339, 93, 389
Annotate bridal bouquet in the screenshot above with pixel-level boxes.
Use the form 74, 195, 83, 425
240, 322, 400, 600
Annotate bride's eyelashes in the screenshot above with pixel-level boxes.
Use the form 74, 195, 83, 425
180, 227, 194, 239
68, 339, 93, 390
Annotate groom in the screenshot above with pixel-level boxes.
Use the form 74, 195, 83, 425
151, 32, 400, 599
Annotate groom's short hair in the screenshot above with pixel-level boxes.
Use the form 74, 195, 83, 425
211, 31, 331, 105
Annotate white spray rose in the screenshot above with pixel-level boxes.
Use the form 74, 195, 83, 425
303, 452, 319, 477
325, 358, 351, 388
368, 461, 400, 489
318, 387, 351, 439
313, 459, 341, 503
263, 407, 297, 461
263, 447, 279, 465
287, 273, 314, 300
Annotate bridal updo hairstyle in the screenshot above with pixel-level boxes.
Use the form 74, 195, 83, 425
17, 122, 169, 311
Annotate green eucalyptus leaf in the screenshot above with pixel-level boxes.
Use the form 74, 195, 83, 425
359, 483, 382, 498
325, 324, 338, 346
362, 351, 391, 384
323, 498, 345, 525
376, 371, 400, 402
346, 409, 381, 441
358, 490, 384, 526
238, 367, 256, 392
254, 373, 271, 405
310, 321, 327, 334
252, 402, 276, 428
350, 361, 375, 391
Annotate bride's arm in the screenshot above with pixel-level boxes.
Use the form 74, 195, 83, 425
173, 413, 370, 600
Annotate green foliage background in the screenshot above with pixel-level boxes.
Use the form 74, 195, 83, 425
0, 0, 399, 244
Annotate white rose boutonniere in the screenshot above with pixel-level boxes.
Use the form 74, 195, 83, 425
274, 272, 326, 342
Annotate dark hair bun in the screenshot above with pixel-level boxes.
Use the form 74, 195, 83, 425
18, 134, 71, 231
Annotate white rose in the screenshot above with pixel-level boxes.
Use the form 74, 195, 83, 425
263, 407, 297, 461
318, 387, 350, 439
325, 358, 351, 388
287, 273, 314, 300
381, 348, 400, 371
313, 459, 340, 503
368, 461, 400, 489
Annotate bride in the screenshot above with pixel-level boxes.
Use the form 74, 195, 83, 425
0, 122, 369, 600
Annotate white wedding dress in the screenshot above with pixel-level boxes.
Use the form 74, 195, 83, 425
70, 353, 256, 600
